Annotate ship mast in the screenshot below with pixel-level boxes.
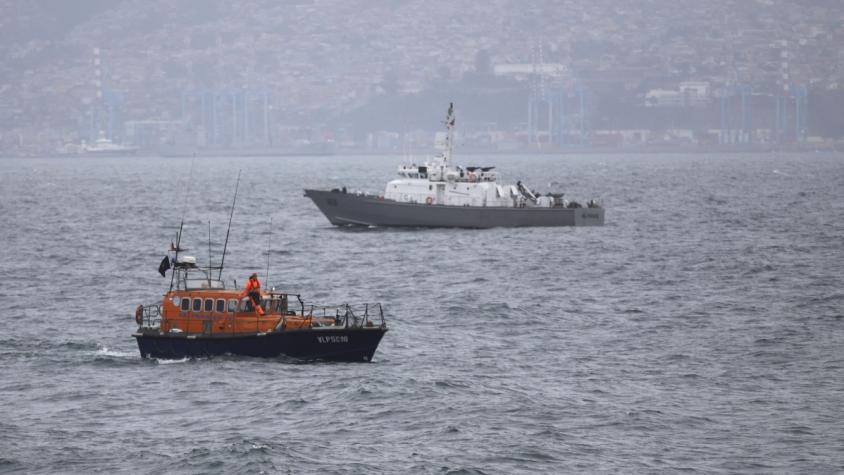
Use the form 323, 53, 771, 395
443, 102, 455, 165
218, 170, 241, 280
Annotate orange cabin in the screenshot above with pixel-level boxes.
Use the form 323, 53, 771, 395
157, 289, 336, 334
148, 259, 335, 335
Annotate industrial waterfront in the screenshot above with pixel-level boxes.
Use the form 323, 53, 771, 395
3, 1, 844, 157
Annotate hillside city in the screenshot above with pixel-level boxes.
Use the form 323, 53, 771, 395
2, 0, 844, 156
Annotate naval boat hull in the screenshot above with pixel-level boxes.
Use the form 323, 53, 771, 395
134, 327, 387, 362
305, 189, 604, 228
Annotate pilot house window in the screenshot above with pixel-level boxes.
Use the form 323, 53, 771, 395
204, 299, 213, 312
181, 298, 190, 311
215, 299, 225, 313
192, 298, 202, 312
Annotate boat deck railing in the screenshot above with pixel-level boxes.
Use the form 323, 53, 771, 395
138, 303, 162, 328
135, 300, 386, 333
298, 301, 386, 330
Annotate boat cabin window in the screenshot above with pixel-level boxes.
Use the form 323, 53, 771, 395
181, 298, 190, 311
215, 299, 225, 313
227, 299, 237, 313
204, 299, 213, 312
192, 298, 202, 312
240, 297, 254, 312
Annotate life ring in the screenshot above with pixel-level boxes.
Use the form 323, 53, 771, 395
468, 173, 477, 182
135, 305, 143, 325
425, 196, 433, 205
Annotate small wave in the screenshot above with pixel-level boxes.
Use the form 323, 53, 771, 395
441, 467, 489, 475
155, 357, 192, 365
706, 194, 728, 205
434, 380, 470, 389
248, 443, 270, 453
785, 425, 814, 435
743, 263, 775, 275
621, 307, 644, 314
812, 293, 843, 304
94, 346, 137, 358
0, 458, 22, 471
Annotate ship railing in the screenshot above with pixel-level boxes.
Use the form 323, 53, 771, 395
137, 303, 162, 328
295, 301, 386, 329
135, 299, 385, 333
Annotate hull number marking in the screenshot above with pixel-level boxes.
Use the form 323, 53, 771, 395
317, 335, 349, 343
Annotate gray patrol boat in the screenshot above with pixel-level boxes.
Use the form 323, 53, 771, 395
305, 104, 604, 228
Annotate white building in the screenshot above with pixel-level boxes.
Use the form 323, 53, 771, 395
645, 81, 711, 107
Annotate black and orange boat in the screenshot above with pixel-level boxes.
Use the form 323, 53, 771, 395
133, 259, 387, 361
133, 176, 388, 361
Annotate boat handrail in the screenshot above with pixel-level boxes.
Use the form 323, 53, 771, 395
137, 302, 162, 328
291, 301, 386, 329
136, 300, 386, 333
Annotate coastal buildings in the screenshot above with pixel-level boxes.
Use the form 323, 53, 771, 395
1, 0, 843, 155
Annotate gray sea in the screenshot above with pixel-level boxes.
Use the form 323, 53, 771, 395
0, 152, 842, 474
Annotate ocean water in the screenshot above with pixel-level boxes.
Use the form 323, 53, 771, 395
0, 152, 842, 474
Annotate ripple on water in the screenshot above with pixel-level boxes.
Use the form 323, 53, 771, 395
0, 153, 843, 473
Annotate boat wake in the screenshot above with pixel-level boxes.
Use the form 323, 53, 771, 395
154, 357, 192, 365
94, 345, 137, 359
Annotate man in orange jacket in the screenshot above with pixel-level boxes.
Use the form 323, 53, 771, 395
243, 273, 265, 316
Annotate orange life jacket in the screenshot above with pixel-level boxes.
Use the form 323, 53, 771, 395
245, 277, 261, 292
244, 277, 264, 315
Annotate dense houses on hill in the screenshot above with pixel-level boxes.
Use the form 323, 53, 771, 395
1, 0, 843, 155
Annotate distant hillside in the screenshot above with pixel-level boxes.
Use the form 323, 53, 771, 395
2, 0, 844, 154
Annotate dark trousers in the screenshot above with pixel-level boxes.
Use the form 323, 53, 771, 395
248, 291, 262, 307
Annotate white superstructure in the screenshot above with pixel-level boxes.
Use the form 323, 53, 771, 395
383, 103, 570, 209
82, 131, 139, 155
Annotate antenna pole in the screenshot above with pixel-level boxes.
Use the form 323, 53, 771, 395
218, 169, 241, 280
207, 220, 212, 287
444, 102, 455, 165
265, 217, 272, 288
168, 157, 196, 292
169, 221, 183, 292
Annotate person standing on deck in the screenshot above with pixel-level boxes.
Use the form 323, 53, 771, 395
243, 273, 265, 316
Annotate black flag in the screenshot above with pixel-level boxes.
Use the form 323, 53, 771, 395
158, 256, 171, 277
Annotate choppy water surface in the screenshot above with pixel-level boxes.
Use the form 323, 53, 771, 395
0, 153, 843, 473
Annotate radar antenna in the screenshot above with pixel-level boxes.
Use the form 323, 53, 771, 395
442, 102, 455, 165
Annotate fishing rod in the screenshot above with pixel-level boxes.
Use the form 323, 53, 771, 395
218, 169, 241, 280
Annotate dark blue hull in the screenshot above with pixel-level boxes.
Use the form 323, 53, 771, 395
134, 327, 387, 362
